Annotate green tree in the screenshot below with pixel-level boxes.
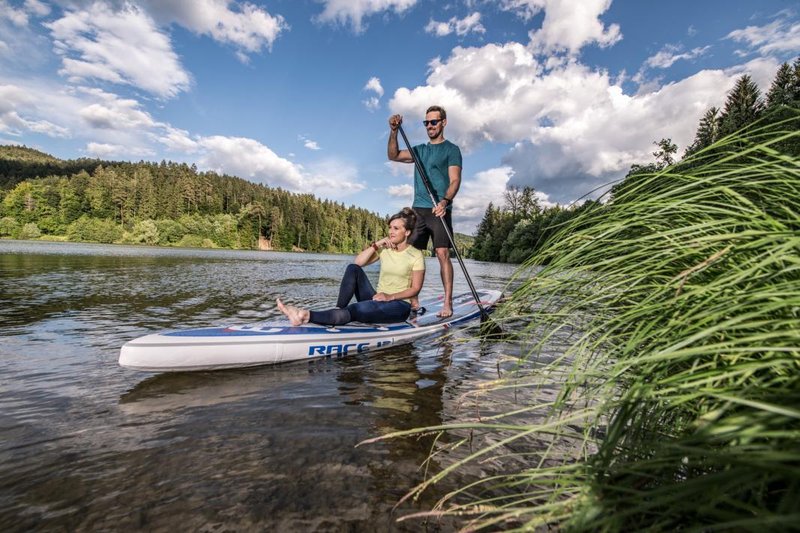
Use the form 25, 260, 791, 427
67, 216, 123, 243
0, 146, 388, 252
128, 219, 160, 245
762, 59, 800, 157
719, 74, 765, 136
239, 202, 266, 247
86, 167, 115, 219
59, 176, 84, 226
766, 62, 796, 108
154, 219, 186, 245
18, 222, 41, 240
652, 138, 678, 168
0, 216, 19, 237
685, 107, 721, 156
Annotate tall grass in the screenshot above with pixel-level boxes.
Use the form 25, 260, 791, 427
368, 115, 800, 530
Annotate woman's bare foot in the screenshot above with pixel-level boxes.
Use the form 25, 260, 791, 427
276, 298, 310, 326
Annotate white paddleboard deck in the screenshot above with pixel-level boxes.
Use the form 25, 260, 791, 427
119, 289, 502, 372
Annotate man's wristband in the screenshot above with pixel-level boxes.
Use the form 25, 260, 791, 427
441, 197, 452, 205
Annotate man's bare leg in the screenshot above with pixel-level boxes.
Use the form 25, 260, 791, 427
435, 247, 453, 317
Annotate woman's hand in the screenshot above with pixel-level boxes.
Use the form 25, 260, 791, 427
377, 237, 395, 250
372, 292, 392, 302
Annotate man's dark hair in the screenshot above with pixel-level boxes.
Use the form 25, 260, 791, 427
426, 105, 446, 119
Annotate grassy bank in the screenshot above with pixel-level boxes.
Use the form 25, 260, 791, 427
372, 119, 800, 530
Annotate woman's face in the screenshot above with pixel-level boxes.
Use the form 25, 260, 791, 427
388, 219, 410, 244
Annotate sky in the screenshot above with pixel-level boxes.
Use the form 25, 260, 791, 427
1, 0, 799, 234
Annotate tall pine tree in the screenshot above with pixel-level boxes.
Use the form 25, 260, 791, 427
763, 58, 800, 156
766, 62, 796, 108
686, 107, 720, 156
718, 74, 765, 136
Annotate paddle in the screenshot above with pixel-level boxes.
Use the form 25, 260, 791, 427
397, 124, 502, 336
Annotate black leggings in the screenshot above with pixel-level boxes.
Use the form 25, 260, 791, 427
309, 264, 411, 326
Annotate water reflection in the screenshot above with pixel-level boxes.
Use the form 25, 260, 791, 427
0, 241, 522, 531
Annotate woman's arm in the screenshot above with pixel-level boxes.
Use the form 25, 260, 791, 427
354, 237, 390, 267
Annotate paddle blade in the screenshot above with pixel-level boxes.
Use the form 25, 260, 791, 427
478, 314, 504, 339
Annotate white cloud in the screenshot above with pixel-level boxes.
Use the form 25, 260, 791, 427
451, 165, 556, 234
45, 3, 192, 98
0, 83, 70, 138
0, 74, 367, 201
362, 76, 384, 111
195, 136, 365, 197
78, 88, 157, 130
299, 135, 321, 150
315, 0, 418, 33
502, 0, 621, 55
363, 96, 381, 111
390, 42, 543, 150
0, 0, 53, 66
24, 0, 50, 17
644, 44, 710, 69
722, 56, 786, 93
1, 78, 185, 154
0, 84, 32, 116
388, 183, 413, 197
500, 0, 544, 21
197, 135, 305, 189
0, 1, 29, 26
304, 158, 366, 198
386, 160, 414, 179
364, 76, 384, 97
140, 0, 289, 57
387, 165, 534, 234
87, 141, 154, 158
390, 32, 780, 206
383, 183, 414, 214
158, 126, 199, 153
425, 12, 485, 37
0, 110, 69, 138
453, 166, 513, 234
725, 16, 800, 56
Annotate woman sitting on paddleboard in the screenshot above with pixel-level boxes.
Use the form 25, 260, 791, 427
277, 207, 425, 326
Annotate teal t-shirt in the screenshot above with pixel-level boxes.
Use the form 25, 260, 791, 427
412, 140, 462, 209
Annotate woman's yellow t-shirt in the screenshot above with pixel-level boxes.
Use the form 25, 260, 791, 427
376, 246, 425, 302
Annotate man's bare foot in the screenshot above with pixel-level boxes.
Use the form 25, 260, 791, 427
437, 304, 453, 318
276, 298, 310, 326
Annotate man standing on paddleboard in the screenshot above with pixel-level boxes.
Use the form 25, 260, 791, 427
388, 106, 462, 318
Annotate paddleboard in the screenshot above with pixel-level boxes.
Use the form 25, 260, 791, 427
119, 289, 502, 372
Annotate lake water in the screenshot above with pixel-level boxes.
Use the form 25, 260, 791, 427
0, 240, 531, 531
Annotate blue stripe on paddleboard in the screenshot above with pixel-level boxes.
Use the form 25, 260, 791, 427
163, 323, 414, 337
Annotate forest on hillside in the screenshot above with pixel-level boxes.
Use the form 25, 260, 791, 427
469, 58, 800, 263
0, 152, 390, 253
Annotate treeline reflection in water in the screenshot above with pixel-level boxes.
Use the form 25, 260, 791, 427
0, 240, 528, 531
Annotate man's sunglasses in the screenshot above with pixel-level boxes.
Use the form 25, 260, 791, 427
423, 119, 442, 127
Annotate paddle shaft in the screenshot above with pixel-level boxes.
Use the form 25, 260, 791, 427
397, 125, 490, 320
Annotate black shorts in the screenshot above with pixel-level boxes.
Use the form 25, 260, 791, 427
410, 207, 452, 251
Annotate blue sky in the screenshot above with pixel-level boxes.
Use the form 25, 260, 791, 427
1, 0, 798, 234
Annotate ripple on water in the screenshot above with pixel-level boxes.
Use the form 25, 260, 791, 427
0, 241, 565, 531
